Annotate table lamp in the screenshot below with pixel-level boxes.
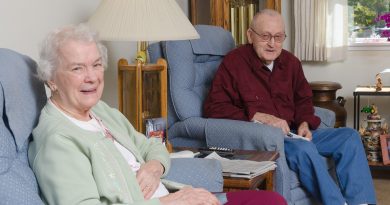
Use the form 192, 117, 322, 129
375, 68, 390, 91
88, 0, 199, 63
87, 0, 200, 150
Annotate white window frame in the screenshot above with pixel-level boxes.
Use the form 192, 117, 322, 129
348, 1, 390, 51
348, 38, 390, 51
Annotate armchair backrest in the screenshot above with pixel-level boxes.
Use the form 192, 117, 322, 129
149, 25, 235, 128
0, 48, 46, 204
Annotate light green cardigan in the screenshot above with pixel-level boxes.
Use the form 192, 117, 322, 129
28, 101, 170, 205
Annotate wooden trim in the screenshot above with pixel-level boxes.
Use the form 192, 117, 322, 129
190, 0, 197, 25
266, 0, 282, 13
210, 0, 217, 26
265, 170, 274, 191
222, 0, 230, 30
157, 59, 168, 119
135, 60, 143, 132
117, 58, 128, 113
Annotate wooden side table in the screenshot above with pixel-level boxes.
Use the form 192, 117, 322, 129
222, 150, 279, 192
353, 86, 390, 169
173, 147, 279, 191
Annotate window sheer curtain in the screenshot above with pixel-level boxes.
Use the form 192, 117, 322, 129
293, 0, 348, 62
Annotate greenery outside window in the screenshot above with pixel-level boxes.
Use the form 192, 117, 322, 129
348, 0, 390, 50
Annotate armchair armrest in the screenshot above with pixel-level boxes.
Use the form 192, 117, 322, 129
168, 117, 291, 198
163, 158, 223, 193
205, 118, 285, 152
204, 118, 290, 198
314, 106, 336, 128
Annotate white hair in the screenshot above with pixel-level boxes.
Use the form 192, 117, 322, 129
37, 23, 107, 82
250, 9, 283, 28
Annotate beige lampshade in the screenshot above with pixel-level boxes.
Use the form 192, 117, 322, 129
88, 0, 199, 41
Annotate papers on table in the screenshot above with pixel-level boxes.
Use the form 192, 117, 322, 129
205, 152, 277, 179
169, 150, 200, 158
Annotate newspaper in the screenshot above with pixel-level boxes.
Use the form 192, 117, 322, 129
205, 152, 277, 179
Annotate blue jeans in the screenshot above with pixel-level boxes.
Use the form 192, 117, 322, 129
285, 127, 376, 205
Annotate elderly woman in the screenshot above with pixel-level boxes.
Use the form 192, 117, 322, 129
28, 24, 287, 205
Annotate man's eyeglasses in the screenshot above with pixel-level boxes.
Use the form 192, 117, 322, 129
250, 27, 286, 43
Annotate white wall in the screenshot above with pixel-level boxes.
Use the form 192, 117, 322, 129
302, 51, 390, 127
0, 0, 99, 60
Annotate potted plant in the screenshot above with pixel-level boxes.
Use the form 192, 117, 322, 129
375, 12, 390, 41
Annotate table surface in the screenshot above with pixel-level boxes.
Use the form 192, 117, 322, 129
354, 86, 390, 95
173, 147, 279, 161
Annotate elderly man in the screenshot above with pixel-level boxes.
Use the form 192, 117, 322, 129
204, 9, 376, 205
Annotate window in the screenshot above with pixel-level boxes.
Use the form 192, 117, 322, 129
348, 0, 390, 49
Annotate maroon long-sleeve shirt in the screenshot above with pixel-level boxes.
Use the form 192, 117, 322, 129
203, 44, 320, 130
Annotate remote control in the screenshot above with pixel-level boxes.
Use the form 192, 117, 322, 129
198, 146, 234, 157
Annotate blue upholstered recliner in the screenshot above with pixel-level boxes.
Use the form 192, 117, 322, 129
0, 48, 224, 204
0, 48, 46, 204
148, 25, 336, 205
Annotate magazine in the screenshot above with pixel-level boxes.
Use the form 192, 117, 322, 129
205, 152, 277, 179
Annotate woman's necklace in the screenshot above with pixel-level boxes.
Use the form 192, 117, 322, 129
90, 113, 115, 141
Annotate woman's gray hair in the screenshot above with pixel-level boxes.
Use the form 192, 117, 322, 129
37, 23, 107, 82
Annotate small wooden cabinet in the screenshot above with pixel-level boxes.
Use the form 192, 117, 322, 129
190, 0, 281, 45
118, 58, 167, 134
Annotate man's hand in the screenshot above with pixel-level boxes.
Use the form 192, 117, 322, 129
159, 187, 220, 205
252, 112, 290, 135
297, 122, 312, 141
137, 160, 164, 199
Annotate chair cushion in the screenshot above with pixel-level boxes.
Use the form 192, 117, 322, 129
165, 25, 235, 121
190, 25, 235, 56
0, 149, 44, 205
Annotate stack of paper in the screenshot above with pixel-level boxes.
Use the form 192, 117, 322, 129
169, 150, 200, 158
205, 152, 277, 179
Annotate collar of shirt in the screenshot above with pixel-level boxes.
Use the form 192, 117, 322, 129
265, 61, 274, 71
243, 44, 286, 72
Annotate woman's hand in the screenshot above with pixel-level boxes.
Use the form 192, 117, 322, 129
297, 122, 312, 141
136, 160, 164, 199
159, 187, 220, 205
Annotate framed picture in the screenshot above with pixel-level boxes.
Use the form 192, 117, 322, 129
380, 134, 390, 165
